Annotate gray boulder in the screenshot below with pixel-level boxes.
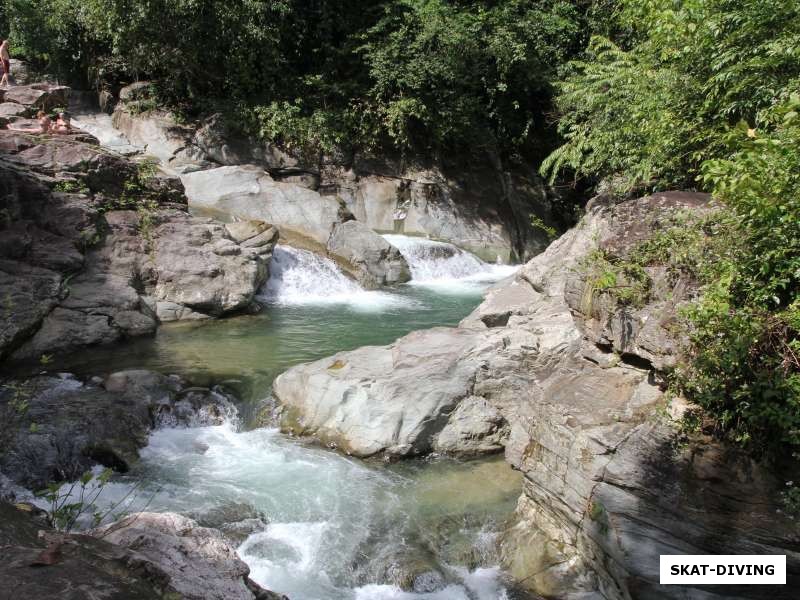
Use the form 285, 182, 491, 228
274, 327, 483, 457
327, 219, 410, 287
3, 84, 70, 112
182, 165, 409, 289
92, 512, 283, 600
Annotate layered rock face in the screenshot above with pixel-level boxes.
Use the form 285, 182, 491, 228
272, 192, 800, 598
110, 92, 563, 265
0, 125, 276, 361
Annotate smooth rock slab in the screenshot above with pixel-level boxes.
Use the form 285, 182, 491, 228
274, 327, 484, 457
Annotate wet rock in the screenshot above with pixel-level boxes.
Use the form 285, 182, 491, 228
327, 219, 410, 287
181, 165, 344, 248
226, 220, 274, 244
148, 211, 270, 317
111, 106, 199, 170
0, 370, 237, 489
92, 512, 281, 600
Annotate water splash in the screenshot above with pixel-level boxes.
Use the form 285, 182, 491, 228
382, 235, 517, 291
261, 245, 412, 310
65, 421, 518, 600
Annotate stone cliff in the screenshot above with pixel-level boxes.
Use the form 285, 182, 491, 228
0, 86, 279, 362
272, 192, 800, 598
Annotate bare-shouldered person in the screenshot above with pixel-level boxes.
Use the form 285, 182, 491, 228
0, 40, 10, 88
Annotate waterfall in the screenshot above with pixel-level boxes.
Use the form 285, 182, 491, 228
382, 234, 517, 285
261, 245, 410, 308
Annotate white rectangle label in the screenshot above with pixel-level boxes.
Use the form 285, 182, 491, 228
660, 555, 785, 584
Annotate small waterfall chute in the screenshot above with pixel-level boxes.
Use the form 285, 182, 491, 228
261, 245, 412, 308
382, 234, 517, 286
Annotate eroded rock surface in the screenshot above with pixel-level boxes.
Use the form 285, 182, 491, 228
0, 123, 276, 360
0, 370, 236, 489
272, 191, 800, 598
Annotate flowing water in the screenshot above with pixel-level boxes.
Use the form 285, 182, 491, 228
40, 236, 524, 599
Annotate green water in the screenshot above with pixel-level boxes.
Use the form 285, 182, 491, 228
44, 284, 486, 403
32, 247, 527, 599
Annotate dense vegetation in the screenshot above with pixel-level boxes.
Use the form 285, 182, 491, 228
545, 0, 800, 455
2, 0, 798, 454
0, 0, 592, 160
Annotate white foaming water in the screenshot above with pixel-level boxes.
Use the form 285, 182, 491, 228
383, 235, 517, 292
261, 245, 412, 310
80, 419, 513, 600
72, 112, 142, 155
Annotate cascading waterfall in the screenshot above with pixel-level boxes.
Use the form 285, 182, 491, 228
382, 235, 517, 286
261, 245, 408, 308
262, 245, 362, 303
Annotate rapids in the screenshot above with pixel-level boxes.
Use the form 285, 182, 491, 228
37, 237, 522, 599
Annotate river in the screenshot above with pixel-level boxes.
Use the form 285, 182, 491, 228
43, 235, 524, 599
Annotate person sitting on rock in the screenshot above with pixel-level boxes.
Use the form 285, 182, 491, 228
0, 40, 11, 88
36, 110, 52, 133
53, 112, 72, 133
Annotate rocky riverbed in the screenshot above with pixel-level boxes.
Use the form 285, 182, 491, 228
272, 192, 800, 599
3, 79, 799, 600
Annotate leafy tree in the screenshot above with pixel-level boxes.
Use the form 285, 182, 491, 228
678, 97, 800, 453
542, 0, 800, 193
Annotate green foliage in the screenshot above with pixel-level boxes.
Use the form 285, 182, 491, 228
34, 468, 144, 532
582, 249, 650, 309
357, 0, 583, 154
3, 0, 588, 158
675, 98, 800, 454
530, 215, 557, 242
53, 179, 89, 194
541, 35, 699, 193
542, 0, 800, 193
782, 481, 800, 517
